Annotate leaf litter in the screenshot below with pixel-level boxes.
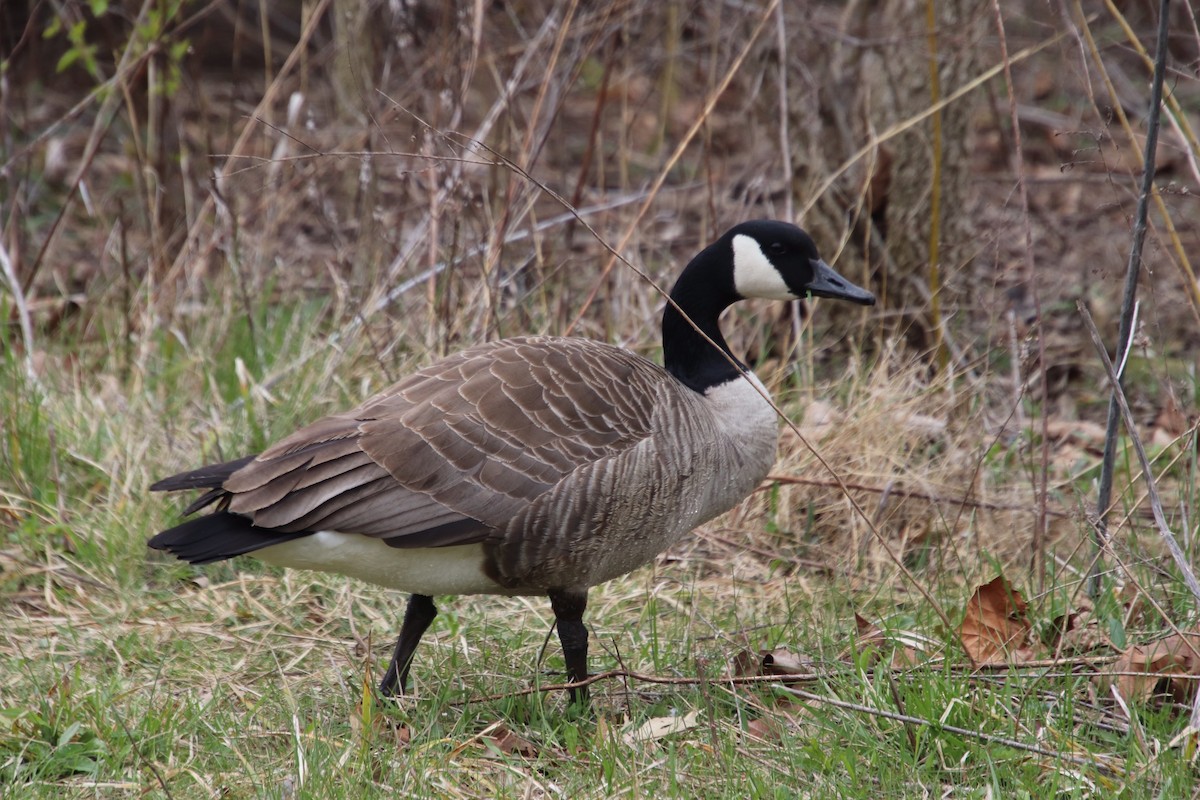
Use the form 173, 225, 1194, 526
717, 571, 1200, 763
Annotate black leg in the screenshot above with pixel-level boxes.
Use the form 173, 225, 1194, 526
548, 587, 589, 705
379, 594, 437, 697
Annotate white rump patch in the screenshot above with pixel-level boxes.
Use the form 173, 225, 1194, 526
256, 533, 513, 596
732, 234, 795, 300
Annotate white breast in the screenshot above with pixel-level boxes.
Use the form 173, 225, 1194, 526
687, 373, 781, 515
704, 371, 779, 444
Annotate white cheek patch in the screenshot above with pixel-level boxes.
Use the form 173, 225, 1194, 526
732, 234, 797, 300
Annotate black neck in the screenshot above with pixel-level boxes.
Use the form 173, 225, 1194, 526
661, 243, 745, 394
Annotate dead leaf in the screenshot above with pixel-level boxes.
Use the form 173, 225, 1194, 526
1049, 610, 1095, 652
350, 696, 411, 750
731, 647, 813, 679
350, 674, 410, 750
1151, 427, 1177, 448
592, 714, 611, 752
787, 400, 842, 442
895, 412, 947, 439
1149, 632, 1200, 700
1112, 646, 1160, 704
761, 648, 813, 676
391, 723, 412, 748
802, 400, 841, 429
483, 723, 540, 758
743, 716, 785, 742
1134, 632, 1198, 703
1042, 419, 1108, 452
622, 711, 701, 745
1101, 645, 1175, 705
731, 648, 764, 678
890, 647, 922, 669
1097, 629, 1200, 708
959, 576, 1037, 664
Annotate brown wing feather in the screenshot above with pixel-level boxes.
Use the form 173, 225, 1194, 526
209, 337, 667, 546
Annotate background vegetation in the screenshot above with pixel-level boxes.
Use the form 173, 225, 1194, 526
2, 0, 1199, 796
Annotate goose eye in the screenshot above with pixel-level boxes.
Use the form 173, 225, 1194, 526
768, 242, 785, 254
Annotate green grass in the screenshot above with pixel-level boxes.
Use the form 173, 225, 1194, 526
4, 550, 1193, 797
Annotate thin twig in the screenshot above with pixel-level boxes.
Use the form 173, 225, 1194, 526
448, 668, 827, 706
442, 659, 1130, 771
373, 9, 562, 298
218, 191, 667, 413
21, 0, 157, 297
1088, 0, 1172, 599
924, 0, 946, 371
446, 656, 1131, 707
160, 0, 334, 304
566, 21, 619, 227
0, 0, 231, 175
1101, 0, 1200, 323
0, 238, 38, 388
774, 1, 793, 223
109, 700, 175, 800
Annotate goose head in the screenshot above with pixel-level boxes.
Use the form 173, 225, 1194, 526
727, 220, 876, 306
663, 220, 874, 392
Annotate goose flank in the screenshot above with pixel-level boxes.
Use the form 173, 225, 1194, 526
149, 220, 875, 704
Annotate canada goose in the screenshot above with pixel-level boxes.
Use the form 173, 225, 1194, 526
149, 220, 874, 704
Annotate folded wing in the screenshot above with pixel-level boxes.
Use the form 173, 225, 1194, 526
152, 337, 666, 557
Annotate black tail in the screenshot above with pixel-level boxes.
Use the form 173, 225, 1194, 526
148, 511, 310, 564
150, 454, 310, 564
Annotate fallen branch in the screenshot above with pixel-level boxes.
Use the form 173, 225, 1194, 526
448, 668, 827, 707
442, 653, 1129, 708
